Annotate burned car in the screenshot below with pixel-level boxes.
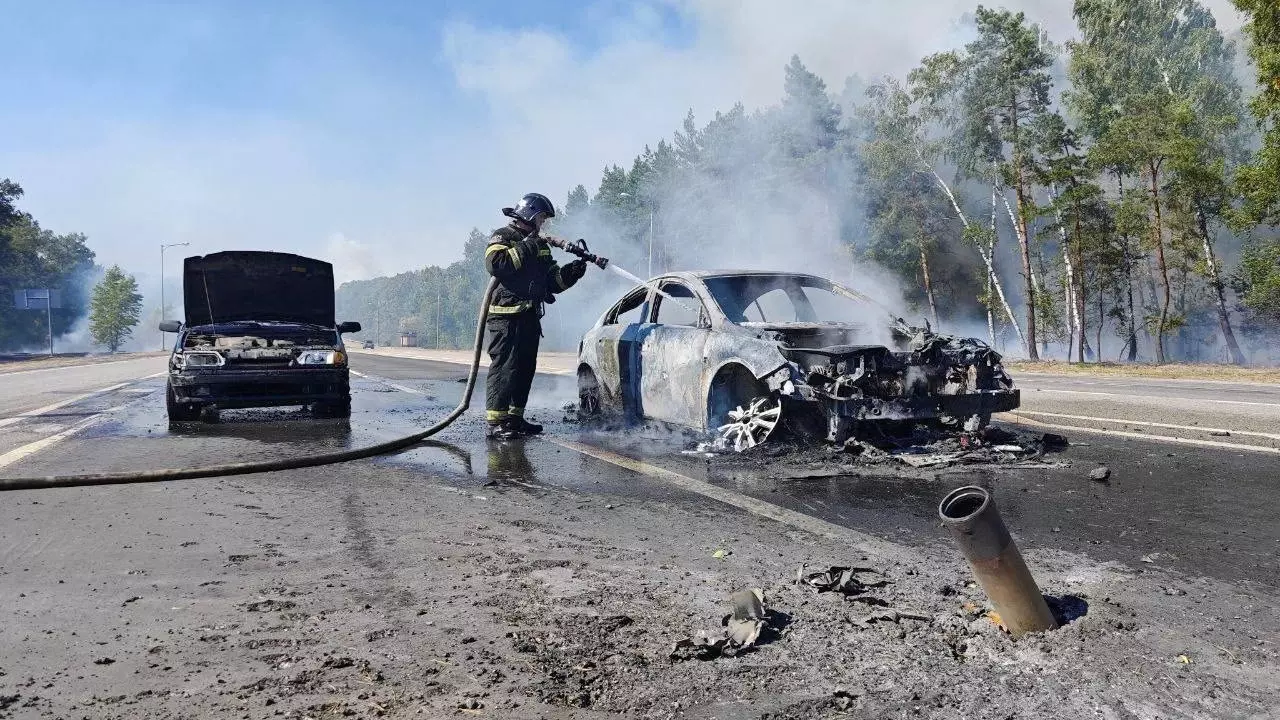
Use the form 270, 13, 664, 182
576, 271, 1019, 450
159, 251, 361, 422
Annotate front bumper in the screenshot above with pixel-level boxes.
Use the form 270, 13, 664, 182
820, 389, 1021, 421
169, 367, 350, 409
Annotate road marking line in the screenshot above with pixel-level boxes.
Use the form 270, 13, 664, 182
0, 383, 131, 428
1013, 410, 1280, 442
349, 370, 423, 395
1014, 371, 1280, 389
0, 372, 166, 429
547, 437, 898, 556
353, 350, 575, 376
1028, 388, 1280, 408
0, 406, 126, 471
999, 413, 1280, 455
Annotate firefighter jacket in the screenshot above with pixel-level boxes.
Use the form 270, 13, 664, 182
484, 222, 581, 316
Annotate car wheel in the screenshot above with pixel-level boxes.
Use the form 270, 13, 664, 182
577, 367, 617, 419
707, 365, 781, 451
165, 383, 200, 422
313, 397, 352, 419
716, 395, 783, 452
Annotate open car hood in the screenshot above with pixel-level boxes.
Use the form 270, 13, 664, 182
184, 251, 336, 328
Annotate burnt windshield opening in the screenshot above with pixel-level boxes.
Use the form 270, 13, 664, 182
702, 275, 873, 325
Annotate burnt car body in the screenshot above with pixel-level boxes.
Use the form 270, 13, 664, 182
160, 251, 361, 422
576, 271, 1019, 449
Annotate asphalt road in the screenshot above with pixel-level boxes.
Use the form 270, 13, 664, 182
1, 352, 1275, 584
1, 353, 1278, 717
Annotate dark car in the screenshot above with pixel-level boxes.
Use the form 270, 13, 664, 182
159, 251, 361, 422
362, 340, 375, 350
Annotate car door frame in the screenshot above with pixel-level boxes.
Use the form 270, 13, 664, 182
636, 280, 715, 427
590, 286, 652, 415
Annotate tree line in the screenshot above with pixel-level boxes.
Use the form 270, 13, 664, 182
1, 180, 142, 353
353, 0, 1278, 365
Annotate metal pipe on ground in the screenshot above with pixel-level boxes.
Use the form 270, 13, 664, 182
938, 485, 1058, 637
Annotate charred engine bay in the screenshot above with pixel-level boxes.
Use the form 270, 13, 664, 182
182, 324, 340, 364
709, 319, 1022, 451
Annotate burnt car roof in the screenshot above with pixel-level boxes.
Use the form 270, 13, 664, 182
654, 270, 829, 281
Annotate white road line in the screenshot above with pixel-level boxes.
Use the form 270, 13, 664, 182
1029, 388, 1280, 408
1014, 371, 1280, 389
547, 437, 898, 557
0, 371, 166, 429
998, 413, 1280, 455
1013, 410, 1280, 442
0, 383, 131, 428
354, 350, 576, 376
349, 370, 423, 395
0, 405, 128, 471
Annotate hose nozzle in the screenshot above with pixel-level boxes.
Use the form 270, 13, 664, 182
545, 236, 609, 269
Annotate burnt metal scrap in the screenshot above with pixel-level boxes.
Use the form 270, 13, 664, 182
577, 271, 1022, 451
797, 566, 891, 597
776, 318, 1019, 441
670, 588, 770, 661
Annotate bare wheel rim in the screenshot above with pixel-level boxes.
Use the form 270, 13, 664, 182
716, 395, 782, 452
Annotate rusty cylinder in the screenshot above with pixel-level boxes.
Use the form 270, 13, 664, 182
938, 485, 1058, 637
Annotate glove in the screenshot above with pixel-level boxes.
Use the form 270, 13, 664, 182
563, 259, 588, 284
515, 237, 543, 261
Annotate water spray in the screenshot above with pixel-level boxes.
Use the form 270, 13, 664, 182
545, 235, 694, 309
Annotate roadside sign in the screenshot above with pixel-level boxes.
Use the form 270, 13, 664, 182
13, 288, 63, 310
12, 288, 61, 355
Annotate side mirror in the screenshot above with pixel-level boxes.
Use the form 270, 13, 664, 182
159, 320, 182, 333
337, 321, 362, 334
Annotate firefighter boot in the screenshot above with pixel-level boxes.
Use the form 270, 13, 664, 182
508, 416, 543, 435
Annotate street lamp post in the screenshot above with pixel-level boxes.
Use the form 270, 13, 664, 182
160, 242, 190, 350
618, 193, 655, 278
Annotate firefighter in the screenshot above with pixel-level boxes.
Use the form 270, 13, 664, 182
483, 193, 588, 439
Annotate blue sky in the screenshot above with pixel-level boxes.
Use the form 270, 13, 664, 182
2, 0, 1244, 290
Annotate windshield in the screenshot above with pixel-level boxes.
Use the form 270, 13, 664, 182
702, 275, 874, 325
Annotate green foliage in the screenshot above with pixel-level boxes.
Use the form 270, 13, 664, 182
857, 78, 979, 317
89, 266, 143, 352
335, 228, 490, 350
0, 179, 98, 351
333, 7, 1280, 364
1231, 0, 1280, 224
1231, 237, 1280, 327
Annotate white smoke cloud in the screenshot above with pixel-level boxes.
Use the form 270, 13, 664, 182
324, 232, 382, 286
2, 0, 1249, 298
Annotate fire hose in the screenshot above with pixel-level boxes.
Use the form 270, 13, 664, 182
0, 236, 612, 492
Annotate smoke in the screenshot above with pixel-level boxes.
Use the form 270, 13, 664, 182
3, 0, 1249, 356
324, 233, 382, 286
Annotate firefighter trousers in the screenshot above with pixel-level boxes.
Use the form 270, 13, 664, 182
485, 311, 541, 424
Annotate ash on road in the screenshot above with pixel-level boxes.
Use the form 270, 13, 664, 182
0, 354, 1277, 719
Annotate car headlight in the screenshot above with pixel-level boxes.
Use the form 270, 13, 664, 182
179, 351, 224, 368
296, 350, 345, 366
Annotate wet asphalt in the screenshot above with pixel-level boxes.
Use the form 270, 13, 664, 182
1, 352, 1278, 590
